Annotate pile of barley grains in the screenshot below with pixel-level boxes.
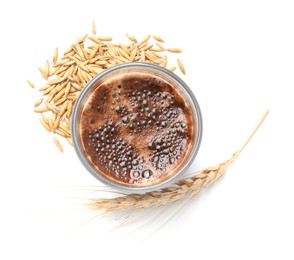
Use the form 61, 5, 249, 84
28, 21, 186, 152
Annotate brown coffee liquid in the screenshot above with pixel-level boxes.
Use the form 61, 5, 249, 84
80, 73, 194, 186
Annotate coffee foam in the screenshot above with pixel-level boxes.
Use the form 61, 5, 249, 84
80, 73, 194, 186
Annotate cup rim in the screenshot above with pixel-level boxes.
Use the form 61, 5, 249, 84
71, 62, 203, 193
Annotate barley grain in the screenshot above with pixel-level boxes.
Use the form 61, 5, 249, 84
45, 102, 58, 113
39, 85, 50, 91
42, 85, 55, 96
53, 88, 66, 103
65, 82, 71, 96
45, 60, 50, 77
39, 118, 50, 132
130, 48, 136, 61
98, 36, 112, 41
139, 42, 148, 50
150, 47, 163, 52
55, 81, 67, 92
34, 98, 43, 107
118, 48, 130, 60
78, 34, 88, 43
55, 129, 68, 138
58, 101, 68, 117
116, 56, 129, 63
71, 82, 82, 91
55, 65, 68, 75
167, 48, 182, 53
56, 128, 70, 137
51, 113, 57, 123
66, 101, 72, 118
27, 80, 35, 89
81, 45, 89, 60
88, 35, 102, 44
63, 60, 76, 66
47, 117, 53, 131
41, 113, 49, 124
49, 67, 59, 77
58, 123, 70, 134
141, 44, 153, 51
92, 21, 97, 35
126, 33, 137, 42
89, 45, 99, 59
77, 62, 89, 72
153, 35, 164, 42
152, 51, 163, 59
66, 137, 73, 146
95, 60, 107, 66
177, 58, 186, 75
156, 42, 165, 50
46, 89, 56, 103
54, 59, 69, 67
39, 67, 47, 80
53, 136, 64, 153
145, 51, 158, 61
119, 44, 131, 55
53, 115, 61, 130
139, 34, 151, 46
34, 107, 49, 113
48, 77, 66, 85
53, 48, 58, 64
74, 44, 85, 60
64, 46, 73, 55
140, 50, 145, 62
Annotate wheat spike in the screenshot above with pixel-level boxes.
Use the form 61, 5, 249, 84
87, 110, 269, 212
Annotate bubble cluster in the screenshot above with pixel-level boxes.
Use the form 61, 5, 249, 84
114, 86, 180, 133
86, 123, 129, 180
148, 121, 187, 173
85, 120, 155, 183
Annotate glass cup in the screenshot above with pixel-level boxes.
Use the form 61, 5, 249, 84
71, 62, 203, 193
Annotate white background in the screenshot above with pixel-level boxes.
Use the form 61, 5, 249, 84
0, 0, 293, 259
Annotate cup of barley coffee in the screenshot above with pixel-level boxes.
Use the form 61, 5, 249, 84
71, 62, 202, 192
